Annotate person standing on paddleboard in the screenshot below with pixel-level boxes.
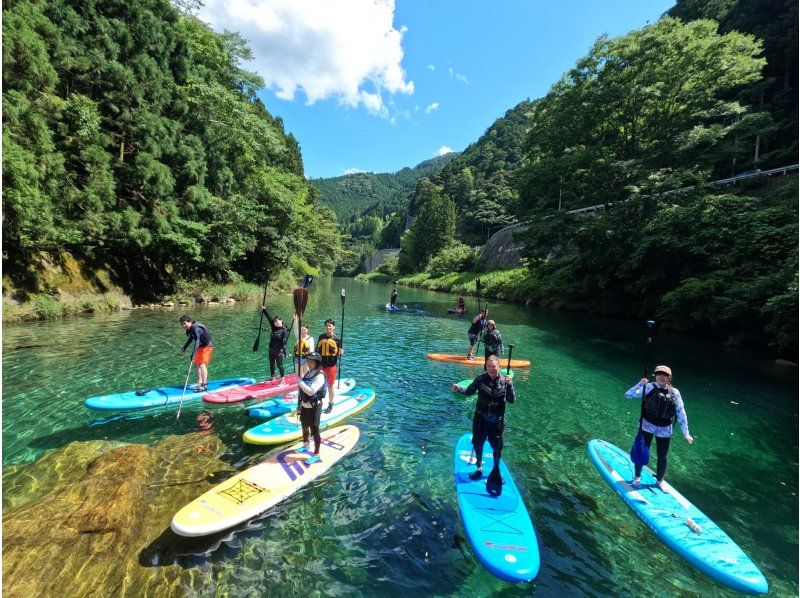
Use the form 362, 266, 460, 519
452, 355, 515, 482
296, 352, 327, 456
293, 323, 315, 377
179, 315, 213, 392
261, 306, 290, 381
466, 308, 488, 359
316, 319, 343, 413
390, 287, 398, 308
625, 365, 694, 491
482, 320, 504, 367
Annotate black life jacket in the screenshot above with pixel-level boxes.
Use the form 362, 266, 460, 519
484, 329, 502, 352
299, 369, 327, 407
195, 323, 212, 346
469, 317, 486, 335
642, 384, 677, 427
475, 373, 509, 419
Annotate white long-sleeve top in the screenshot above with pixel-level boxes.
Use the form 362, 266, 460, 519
625, 382, 690, 439
298, 369, 327, 408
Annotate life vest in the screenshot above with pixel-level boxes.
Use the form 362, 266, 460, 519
294, 335, 312, 357
316, 335, 341, 367
469, 317, 486, 335
299, 369, 327, 407
484, 329, 502, 352
475, 373, 509, 420
642, 384, 677, 427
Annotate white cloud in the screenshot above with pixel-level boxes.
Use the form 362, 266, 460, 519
427, 64, 435, 72
436, 146, 453, 156
425, 102, 439, 114
344, 167, 365, 175
448, 67, 469, 84
199, 0, 414, 116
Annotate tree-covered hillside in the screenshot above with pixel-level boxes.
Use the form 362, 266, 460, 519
311, 153, 457, 223
3, 0, 338, 301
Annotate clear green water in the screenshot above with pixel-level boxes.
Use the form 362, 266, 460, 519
3, 277, 797, 596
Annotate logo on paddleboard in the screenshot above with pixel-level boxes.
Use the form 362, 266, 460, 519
484, 541, 526, 552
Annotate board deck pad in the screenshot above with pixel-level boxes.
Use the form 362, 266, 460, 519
428, 353, 531, 368
171, 425, 360, 537
454, 433, 540, 583
243, 389, 375, 445
587, 439, 768, 595
84, 377, 256, 411
203, 374, 299, 404
245, 378, 356, 419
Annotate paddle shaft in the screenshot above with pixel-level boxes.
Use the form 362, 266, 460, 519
640, 320, 656, 428
506, 344, 514, 375
175, 355, 193, 419
253, 278, 269, 352
337, 289, 346, 388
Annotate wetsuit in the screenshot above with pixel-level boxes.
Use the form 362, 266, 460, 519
316, 333, 342, 387
625, 381, 690, 481
261, 308, 289, 378
483, 328, 503, 365
297, 367, 327, 453
390, 290, 398, 307
181, 322, 213, 364
455, 372, 515, 473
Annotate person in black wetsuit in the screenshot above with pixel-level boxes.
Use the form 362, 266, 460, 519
466, 308, 488, 359
390, 288, 398, 307
452, 355, 515, 484
261, 306, 290, 381
296, 352, 327, 458
482, 320, 503, 367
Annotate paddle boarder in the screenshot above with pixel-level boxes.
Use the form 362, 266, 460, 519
457, 297, 466, 314
452, 355, 515, 489
317, 319, 343, 413
482, 320, 503, 367
293, 322, 315, 377
261, 306, 290, 381
296, 352, 327, 457
390, 287, 398, 308
625, 365, 694, 491
179, 315, 213, 392
466, 308, 488, 359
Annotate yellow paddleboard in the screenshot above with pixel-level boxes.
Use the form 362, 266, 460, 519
427, 353, 531, 368
171, 425, 360, 537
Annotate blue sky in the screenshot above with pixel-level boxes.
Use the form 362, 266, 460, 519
200, 1, 675, 179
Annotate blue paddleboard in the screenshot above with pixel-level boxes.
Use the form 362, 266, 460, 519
453, 433, 540, 583
84, 377, 255, 411
245, 378, 356, 419
587, 439, 768, 595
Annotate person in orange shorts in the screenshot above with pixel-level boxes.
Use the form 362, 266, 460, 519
316, 318, 343, 413
180, 315, 213, 392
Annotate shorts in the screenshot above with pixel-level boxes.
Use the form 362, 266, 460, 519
468, 332, 479, 344
193, 346, 214, 365
321, 365, 337, 386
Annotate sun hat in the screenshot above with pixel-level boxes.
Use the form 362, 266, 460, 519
653, 365, 672, 377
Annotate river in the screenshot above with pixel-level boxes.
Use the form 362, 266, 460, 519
3, 277, 797, 596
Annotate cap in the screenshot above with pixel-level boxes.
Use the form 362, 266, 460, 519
653, 365, 672, 377
306, 352, 322, 363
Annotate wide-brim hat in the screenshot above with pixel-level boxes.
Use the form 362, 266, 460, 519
653, 365, 672, 377
306, 352, 322, 363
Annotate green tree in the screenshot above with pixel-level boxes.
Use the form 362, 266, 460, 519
398, 179, 456, 273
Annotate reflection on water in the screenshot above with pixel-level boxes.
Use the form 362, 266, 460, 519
3, 277, 797, 596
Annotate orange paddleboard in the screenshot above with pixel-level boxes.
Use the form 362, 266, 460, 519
427, 353, 531, 368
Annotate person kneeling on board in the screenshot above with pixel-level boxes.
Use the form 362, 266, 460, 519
625, 365, 693, 491
297, 352, 329, 458
452, 355, 515, 492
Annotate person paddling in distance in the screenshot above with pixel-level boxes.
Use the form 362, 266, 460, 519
293, 323, 315, 377
457, 297, 466, 314
625, 365, 694, 491
452, 355, 515, 486
179, 315, 213, 392
390, 287, 398, 308
296, 352, 327, 461
482, 320, 503, 367
261, 306, 290, 381
466, 308, 488, 359
316, 319, 343, 413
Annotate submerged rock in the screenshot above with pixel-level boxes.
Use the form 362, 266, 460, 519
3, 433, 235, 596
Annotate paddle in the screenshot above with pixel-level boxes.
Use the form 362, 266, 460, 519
337, 288, 346, 389
486, 343, 514, 497
252, 277, 269, 352
472, 279, 484, 359
175, 357, 193, 420
506, 344, 515, 375
631, 320, 656, 467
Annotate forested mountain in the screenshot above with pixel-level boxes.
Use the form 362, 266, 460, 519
311, 153, 457, 223
3, 0, 338, 300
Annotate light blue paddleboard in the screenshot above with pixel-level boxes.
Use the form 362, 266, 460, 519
385, 302, 401, 311
245, 378, 356, 419
243, 389, 375, 445
84, 377, 255, 411
454, 433, 540, 583
587, 439, 768, 595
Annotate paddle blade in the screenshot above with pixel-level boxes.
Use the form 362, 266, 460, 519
340, 288, 346, 305
476, 278, 482, 297
506, 344, 515, 375
293, 288, 309, 318
301, 274, 314, 289
252, 333, 261, 353
486, 464, 503, 496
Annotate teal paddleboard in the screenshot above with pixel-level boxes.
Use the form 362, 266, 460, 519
453, 369, 514, 391
245, 378, 356, 419
84, 377, 255, 411
587, 439, 767, 595
243, 389, 375, 445
454, 433, 540, 583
